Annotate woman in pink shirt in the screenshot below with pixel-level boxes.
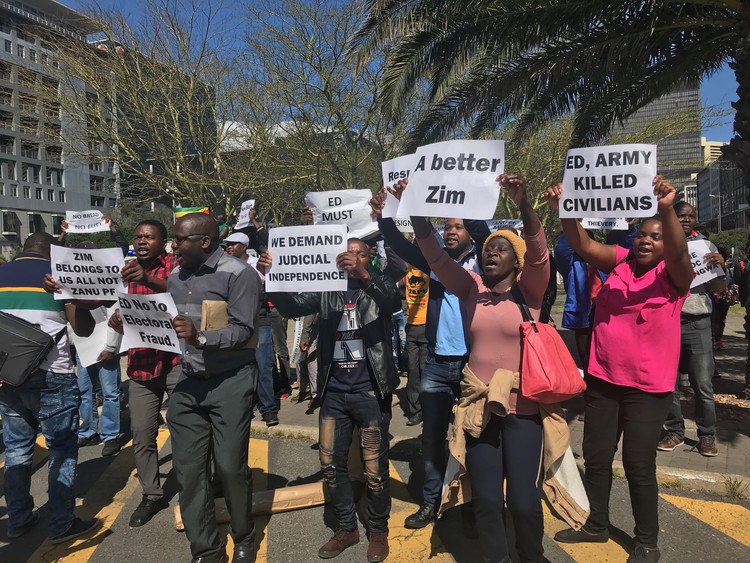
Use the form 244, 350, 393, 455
409, 173, 550, 563
546, 176, 693, 563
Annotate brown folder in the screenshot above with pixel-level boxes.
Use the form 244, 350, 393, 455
200, 300, 259, 349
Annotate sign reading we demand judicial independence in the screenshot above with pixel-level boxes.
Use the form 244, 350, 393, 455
265, 225, 348, 293
560, 144, 657, 219
396, 139, 505, 220
50, 246, 127, 300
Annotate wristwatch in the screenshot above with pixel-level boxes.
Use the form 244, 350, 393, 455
195, 331, 207, 349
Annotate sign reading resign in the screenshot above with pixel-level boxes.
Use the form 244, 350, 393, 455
118, 291, 182, 354
65, 210, 109, 233
381, 154, 415, 219
395, 139, 505, 220
305, 190, 378, 239
266, 225, 348, 292
560, 144, 657, 219
51, 246, 127, 300
234, 199, 256, 230
581, 217, 629, 231
687, 239, 724, 289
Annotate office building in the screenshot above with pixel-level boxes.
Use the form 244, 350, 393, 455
701, 136, 728, 166
696, 158, 747, 232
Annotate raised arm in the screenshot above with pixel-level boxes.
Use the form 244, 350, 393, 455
654, 176, 693, 295
370, 189, 430, 272
545, 184, 618, 273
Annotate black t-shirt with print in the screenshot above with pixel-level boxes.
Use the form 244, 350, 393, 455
327, 289, 375, 393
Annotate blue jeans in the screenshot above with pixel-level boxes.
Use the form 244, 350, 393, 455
256, 324, 277, 416
420, 355, 465, 507
665, 315, 717, 438
0, 369, 80, 538
77, 353, 121, 442
319, 390, 391, 533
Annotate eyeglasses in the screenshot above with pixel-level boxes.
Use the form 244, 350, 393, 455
172, 233, 208, 246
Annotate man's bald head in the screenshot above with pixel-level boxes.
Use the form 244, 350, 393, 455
172, 213, 220, 270
177, 213, 219, 244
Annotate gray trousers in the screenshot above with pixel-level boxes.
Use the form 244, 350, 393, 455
168, 362, 258, 559
128, 365, 181, 500
405, 323, 429, 417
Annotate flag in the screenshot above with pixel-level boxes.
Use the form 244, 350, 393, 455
173, 206, 209, 220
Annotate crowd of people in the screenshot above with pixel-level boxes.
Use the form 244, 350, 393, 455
0, 170, 740, 563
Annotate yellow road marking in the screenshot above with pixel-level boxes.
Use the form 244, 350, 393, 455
225, 437, 268, 562
386, 461, 452, 562
661, 493, 750, 547
541, 502, 629, 562
27, 428, 171, 563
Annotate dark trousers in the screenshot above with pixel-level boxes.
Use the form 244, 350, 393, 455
404, 323, 428, 416
582, 375, 672, 547
319, 390, 391, 533
128, 365, 181, 500
168, 363, 257, 558
270, 308, 292, 387
465, 414, 544, 563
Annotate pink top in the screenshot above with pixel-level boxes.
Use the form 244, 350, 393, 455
418, 229, 550, 414
588, 246, 687, 393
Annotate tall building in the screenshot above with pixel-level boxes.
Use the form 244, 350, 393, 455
0, 1, 117, 257
612, 82, 703, 192
697, 158, 747, 232
701, 136, 728, 166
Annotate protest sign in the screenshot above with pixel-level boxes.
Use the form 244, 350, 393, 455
687, 239, 724, 289
290, 317, 304, 367
234, 199, 256, 230
560, 143, 657, 219
76, 305, 121, 368
581, 217, 629, 231
392, 218, 413, 233
305, 190, 378, 239
118, 291, 182, 354
266, 225, 348, 292
487, 219, 523, 232
51, 246, 127, 300
395, 139, 504, 220
381, 154, 415, 219
65, 210, 109, 233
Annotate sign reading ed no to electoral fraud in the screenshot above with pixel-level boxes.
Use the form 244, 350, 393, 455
560, 143, 657, 219
395, 139, 504, 220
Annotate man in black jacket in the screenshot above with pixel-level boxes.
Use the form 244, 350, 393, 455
266, 237, 401, 563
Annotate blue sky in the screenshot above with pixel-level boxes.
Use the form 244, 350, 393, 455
67, 0, 737, 143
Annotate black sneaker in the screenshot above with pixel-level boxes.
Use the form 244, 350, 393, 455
627, 544, 661, 562
262, 412, 279, 427
305, 397, 320, 415
50, 517, 100, 544
406, 413, 423, 426
7, 509, 40, 539
129, 496, 169, 528
77, 434, 101, 447
404, 504, 436, 529
554, 526, 609, 543
102, 438, 122, 457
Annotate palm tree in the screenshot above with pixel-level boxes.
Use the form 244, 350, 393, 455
350, 1, 750, 397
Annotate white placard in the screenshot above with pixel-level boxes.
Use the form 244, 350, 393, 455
65, 210, 109, 233
290, 317, 304, 367
305, 189, 378, 239
395, 139, 505, 220
381, 154, 415, 219
560, 144, 657, 219
266, 225, 348, 292
51, 246, 127, 300
392, 218, 413, 233
581, 217, 629, 231
234, 199, 256, 230
75, 305, 120, 368
118, 291, 182, 354
687, 239, 724, 289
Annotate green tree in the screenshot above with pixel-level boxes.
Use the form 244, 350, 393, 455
350, 1, 749, 196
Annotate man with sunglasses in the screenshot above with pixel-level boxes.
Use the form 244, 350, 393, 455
168, 213, 260, 563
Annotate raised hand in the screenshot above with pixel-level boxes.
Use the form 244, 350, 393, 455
369, 188, 387, 219
387, 178, 408, 201
653, 174, 676, 212
497, 173, 530, 208
544, 184, 563, 213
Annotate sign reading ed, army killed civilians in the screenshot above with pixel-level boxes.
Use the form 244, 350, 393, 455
396, 140, 504, 220
266, 225, 348, 293
118, 291, 182, 354
50, 246, 127, 300
233, 199, 256, 230
581, 218, 629, 231
381, 154, 415, 219
65, 210, 109, 233
305, 189, 378, 239
560, 144, 657, 219
687, 239, 725, 289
